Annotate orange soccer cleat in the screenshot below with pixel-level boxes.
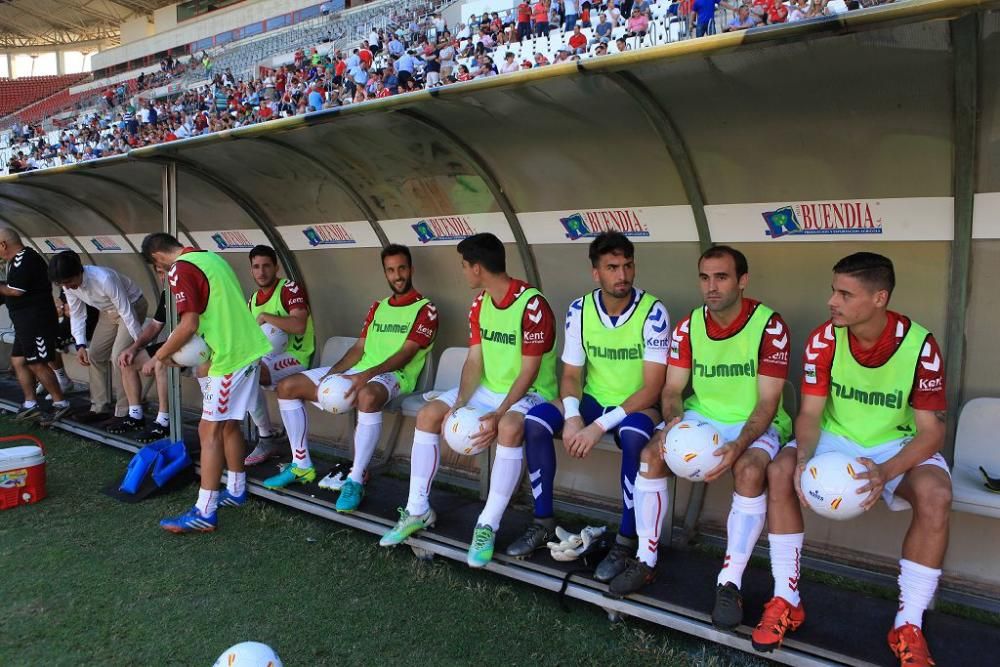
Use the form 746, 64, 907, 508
751, 596, 806, 653
888, 623, 936, 666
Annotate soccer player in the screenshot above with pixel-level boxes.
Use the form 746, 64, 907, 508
752, 253, 950, 666
141, 233, 270, 533
640, 245, 792, 617
507, 232, 670, 597
264, 244, 437, 516
243, 245, 315, 465
0, 228, 72, 422
47, 250, 149, 434
379, 233, 557, 568
120, 280, 174, 443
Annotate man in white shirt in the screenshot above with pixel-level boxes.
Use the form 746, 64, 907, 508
48, 251, 150, 433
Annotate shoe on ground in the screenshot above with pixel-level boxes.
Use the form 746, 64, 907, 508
379, 507, 436, 547
105, 416, 144, 434
160, 506, 217, 533
608, 559, 656, 598
74, 410, 112, 424
467, 523, 496, 568
594, 541, 633, 583
888, 623, 936, 666
39, 403, 74, 426
217, 489, 248, 508
335, 479, 365, 513
318, 461, 351, 491
14, 404, 42, 421
262, 464, 316, 489
712, 582, 744, 630
751, 596, 805, 652
244, 439, 281, 466
505, 521, 555, 558
135, 422, 169, 444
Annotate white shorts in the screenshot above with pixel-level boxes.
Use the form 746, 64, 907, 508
436, 385, 546, 415
300, 366, 402, 407
260, 351, 307, 389
202, 362, 261, 422
789, 431, 951, 511
685, 409, 782, 460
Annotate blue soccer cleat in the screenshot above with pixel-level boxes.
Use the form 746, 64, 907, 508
217, 489, 248, 508
160, 506, 217, 533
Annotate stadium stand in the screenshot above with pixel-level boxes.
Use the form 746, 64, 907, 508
0, 74, 88, 117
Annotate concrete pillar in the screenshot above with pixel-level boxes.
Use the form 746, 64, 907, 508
3, 53, 10, 79
57, 50, 65, 75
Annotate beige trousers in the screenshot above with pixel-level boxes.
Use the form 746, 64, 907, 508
87, 296, 148, 414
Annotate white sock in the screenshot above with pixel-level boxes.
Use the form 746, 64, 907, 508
128, 405, 143, 419
634, 475, 669, 568
227, 471, 246, 497
156, 412, 170, 427
405, 429, 440, 516
278, 398, 311, 469
351, 411, 382, 483
769, 532, 804, 606
196, 487, 219, 515
250, 392, 274, 437
476, 445, 524, 531
894, 559, 941, 629
22, 400, 37, 409
717, 492, 768, 588
54, 368, 69, 384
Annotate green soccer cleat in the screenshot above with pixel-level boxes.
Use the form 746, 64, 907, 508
335, 479, 365, 513
379, 507, 436, 547
467, 523, 496, 568
262, 464, 316, 489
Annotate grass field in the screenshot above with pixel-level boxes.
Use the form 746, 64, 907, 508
0, 419, 767, 667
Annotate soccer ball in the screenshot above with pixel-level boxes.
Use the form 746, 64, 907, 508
661, 419, 724, 481
260, 322, 288, 354
171, 334, 210, 367
212, 642, 283, 667
444, 406, 490, 456
800, 451, 868, 521
316, 374, 355, 414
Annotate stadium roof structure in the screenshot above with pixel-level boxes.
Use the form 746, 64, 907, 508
0, 0, 176, 50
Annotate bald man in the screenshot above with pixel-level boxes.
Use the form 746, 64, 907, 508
0, 228, 72, 422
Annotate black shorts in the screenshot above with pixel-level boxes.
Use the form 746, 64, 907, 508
146, 341, 164, 358
10, 309, 59, 364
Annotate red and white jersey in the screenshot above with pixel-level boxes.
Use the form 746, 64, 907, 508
467, 278, 556, 356
253, 279, 310, 313
669, 298, 790, 380
168, 249, 210, 316
800, 311, 946, 411
358, 289, 438, 349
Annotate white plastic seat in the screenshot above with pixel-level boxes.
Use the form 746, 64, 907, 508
401, 347, 468, 417
952, 397, 1000, 518
319, 335, 358, 367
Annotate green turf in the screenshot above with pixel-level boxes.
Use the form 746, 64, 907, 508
0, 420, 767, 667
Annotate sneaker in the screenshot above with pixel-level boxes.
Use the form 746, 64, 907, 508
467, 523, 496, 568
751, 596, 806, 652
594, 542, 633, 583
14, 404, 42, 421
74, 410, 112, 425
888, 623, 936, 666
505, 521, 555, 558
105, 416, 144, 434
379, 507, 436, 547
318, 462, 351, 491
159, 506, 217, 533
262, 464, 316, 489
712, 582, 744, 630
38, 403, 73, 426
136, 422, 169, 444
217, 489, 248, 508
244, 439, 281, 466
608, 559, 656, 598
335, 479, 365, 513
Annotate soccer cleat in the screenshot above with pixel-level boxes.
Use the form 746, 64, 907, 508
14, 404, 41, 421
505, 522, 555, 558
74, 410, 112, 424
467, 523, 496, 568
318, 462, 351, 491
39, 403, 74, 426
751, 596, 806, 652
608, 559, 656, 598
335, 479, 365, 513
244, 439, 281, 466
160, 506, 218, 533
105, 416, 144, 434
379, 507, 436, 547
217, 489, 248, 508
888, 623, 936, 666
135, 422, 169, 444
262, 464, 316, 489
712, 582, 744, 630
594, 542, 633, 583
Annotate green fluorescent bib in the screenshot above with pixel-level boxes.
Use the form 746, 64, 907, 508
355, 297, 434, 394
248, 278, 315, 367
176, 252, 270, 376
821, 321, 928, 447
479, 287, 557, 400
581, 291, 657, 406
685, 303, 792, 442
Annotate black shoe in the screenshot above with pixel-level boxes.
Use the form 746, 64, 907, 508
105, 416, 144, 434
14, 404, 42, 421
505, 521, 555, 558
75, 410, 112, 425
712, 582, 744, 630
135, 422, 169, 443
39, 402, 74, 426
608, 559, 656, 598
594, 541, 634, 583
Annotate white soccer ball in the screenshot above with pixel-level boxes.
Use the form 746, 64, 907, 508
800, 451, 868, 521
171, 334, 210, 367
661, 419, 724, 481
212, 642, 283, 667
260, 322, 288, 354
316, 374, 355, 414
444, 405, 490, 456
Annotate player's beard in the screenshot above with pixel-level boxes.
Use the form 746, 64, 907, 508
390, 278, 413, 295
